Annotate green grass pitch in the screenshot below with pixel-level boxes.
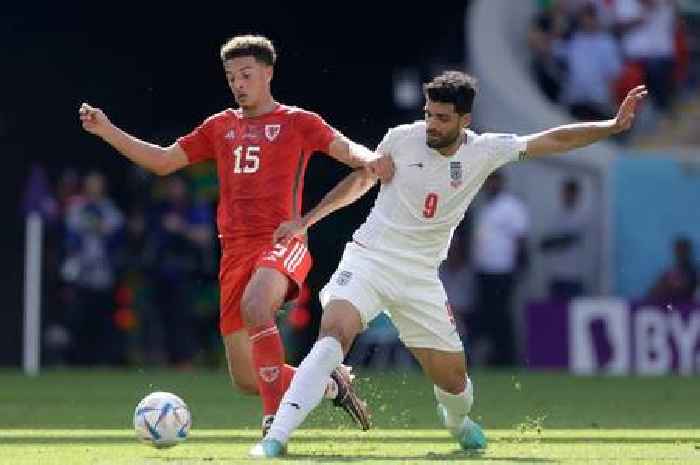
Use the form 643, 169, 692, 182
0, 368, 698, 464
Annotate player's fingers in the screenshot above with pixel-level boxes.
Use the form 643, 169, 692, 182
386, 157, 395, 179
380, 157, 395, 183
80, 108, 96, 120
379, 167, 394, 183
631, 85, 646, 95
630, 89, 646, 102
79, 103, 94, 114
375, 167, 388, 182
370, 156, 390, 182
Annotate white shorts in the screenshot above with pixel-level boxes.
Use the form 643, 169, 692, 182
320, 242, 463, 352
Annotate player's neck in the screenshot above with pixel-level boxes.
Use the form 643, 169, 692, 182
240, 96, 279, 118
437, 130, 465, 158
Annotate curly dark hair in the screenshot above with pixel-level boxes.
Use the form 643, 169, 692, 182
220, 35, 276, 66
423, 71, 478, 114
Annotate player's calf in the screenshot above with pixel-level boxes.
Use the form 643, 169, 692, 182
223, 332, 260, 395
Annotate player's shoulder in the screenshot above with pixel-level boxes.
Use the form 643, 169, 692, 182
469, 131, 521, 149
199, 109, 235, 128
281, 104, 324, 121
386, 121, 425, 141
470, 131, 514, 143
277, 105, 332, 132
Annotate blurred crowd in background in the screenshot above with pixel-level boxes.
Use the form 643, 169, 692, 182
34, 164, 220, 368
529, 0, 699, 143
26, 160, 699, 371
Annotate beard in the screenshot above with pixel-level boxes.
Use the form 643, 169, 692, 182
426, 128, 462, 149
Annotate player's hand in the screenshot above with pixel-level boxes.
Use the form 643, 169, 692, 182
613, 85, 647, 133
273, 217, 307, 245
366, 153, 395, 183
79, 102, 112, 137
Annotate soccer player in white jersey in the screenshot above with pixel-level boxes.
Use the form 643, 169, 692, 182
250, 71, 647, 458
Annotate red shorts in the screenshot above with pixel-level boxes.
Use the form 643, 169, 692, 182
218, 237, 312, 335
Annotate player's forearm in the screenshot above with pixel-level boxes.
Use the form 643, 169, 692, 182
526, 120, 617, 157
302, 169, 377, 229
328, 137, 377, 168
99, 124, 173, 175
347, 140, 377, 166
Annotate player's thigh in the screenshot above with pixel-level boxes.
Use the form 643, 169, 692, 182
391, 276, 463, 351
408, 347, 467, 394
240, 266, 290, 327
222, 329, 258, 395
319, 243, 387, 353
319, 299, 365, 354
389, 275, 465, 391
218, 252, 257, 335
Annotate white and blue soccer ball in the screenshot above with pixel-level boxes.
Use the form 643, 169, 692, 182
133, 391, 191, 448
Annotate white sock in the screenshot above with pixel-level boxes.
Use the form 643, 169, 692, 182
267, 337, 343, 444
434, 377, 474, 432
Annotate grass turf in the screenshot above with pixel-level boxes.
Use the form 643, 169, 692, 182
0, 368, 698, 464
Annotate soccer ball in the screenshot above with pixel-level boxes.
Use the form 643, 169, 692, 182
133, 391, 191, 448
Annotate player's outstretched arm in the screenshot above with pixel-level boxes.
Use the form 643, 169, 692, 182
79, 102, 188, 176
273, 167, 378, 244
522, 85, 647, 158
327, 135, 395, 182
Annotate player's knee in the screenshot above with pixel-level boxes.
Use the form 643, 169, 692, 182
319, 321, 356, 353
241, 291, 273, 328
233, 379, 258, 395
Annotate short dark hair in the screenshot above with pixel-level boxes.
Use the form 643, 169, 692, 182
220, 35, 276, 66
423, 71, 477, 114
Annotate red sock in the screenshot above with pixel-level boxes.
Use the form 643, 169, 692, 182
248, 321, 287, 416
280, 364, 296, 393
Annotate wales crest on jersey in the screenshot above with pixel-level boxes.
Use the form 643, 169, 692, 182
265, 124, 281, 142
449, 161, 463, 188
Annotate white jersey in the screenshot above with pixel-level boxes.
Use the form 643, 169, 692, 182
353, 121, 526, 267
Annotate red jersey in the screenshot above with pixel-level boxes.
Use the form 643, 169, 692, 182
178, 104, 335, 251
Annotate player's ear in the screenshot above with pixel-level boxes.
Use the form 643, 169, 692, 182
461, 113, 471, 128
265, 65, 274, 84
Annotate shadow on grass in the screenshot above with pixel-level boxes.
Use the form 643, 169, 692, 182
1, 433, 698, 446
286, 451, 558, 463
139, 451, 557, 463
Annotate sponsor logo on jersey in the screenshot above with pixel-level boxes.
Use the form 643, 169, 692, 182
265, 124, 281, 142
336, 270, 353, 286
449, 161, 463, 188
408, 162, 424, 168
224, 129, 236, 141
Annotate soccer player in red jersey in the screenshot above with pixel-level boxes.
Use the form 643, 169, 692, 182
79, 35, 391, 434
